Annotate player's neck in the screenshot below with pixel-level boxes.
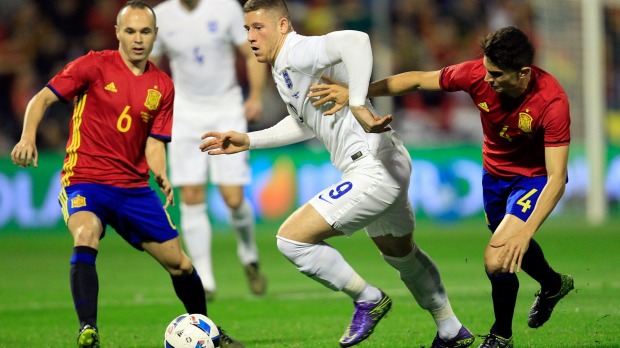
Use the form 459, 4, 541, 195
180, 0, 199, 11
119, 53, 148, 76
269, 32, 290, 66
506, 75, 531, 98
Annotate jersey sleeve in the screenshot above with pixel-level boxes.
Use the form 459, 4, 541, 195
541, 96, 571, 147
47, 51, 96, 103
290, 31, 372, 107
150, 74, 174, 142
323, 31, 372, 106
248, 115, 315, 149
439, 59, 479, 93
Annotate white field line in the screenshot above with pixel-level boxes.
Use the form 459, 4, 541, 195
1, 282, 618, 313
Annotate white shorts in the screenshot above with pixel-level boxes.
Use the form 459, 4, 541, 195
309, 145, 415, 238
168, 95, 250, 186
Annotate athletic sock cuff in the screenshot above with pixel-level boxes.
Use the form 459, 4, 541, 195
71, 246, 98, 265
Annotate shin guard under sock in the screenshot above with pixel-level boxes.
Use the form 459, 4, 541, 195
70, 246, 99, 329
171, 268, 207, 316
487, 271, 519, 339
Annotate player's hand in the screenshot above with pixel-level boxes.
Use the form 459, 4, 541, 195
350, 105, 393, 133
490, 232, 531, 273
154, 174, 174, 209
308, 76, 349, 116
200, 131, 250, 155
11, 138, 38, 168
244, 98, 263, 123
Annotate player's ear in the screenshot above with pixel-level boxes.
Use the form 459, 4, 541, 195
519, 67, 531, 78
279, 17, 290, 34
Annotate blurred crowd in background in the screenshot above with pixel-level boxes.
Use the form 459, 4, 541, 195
1, 0, 619, 155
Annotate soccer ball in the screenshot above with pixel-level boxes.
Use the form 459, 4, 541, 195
164, 313, 220, 348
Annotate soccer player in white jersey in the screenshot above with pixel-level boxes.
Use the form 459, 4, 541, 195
150, 0, 267, 300
199, 1, 475, 347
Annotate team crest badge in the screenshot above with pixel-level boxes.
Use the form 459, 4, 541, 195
518, 111, 533, 133
282, 71, 293, 89
71, 194, 86, 208
144, 89, 162, 111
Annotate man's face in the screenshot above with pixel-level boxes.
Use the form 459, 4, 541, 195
482, 56, 528, 96
244, 9, 286, 65
116, 7, 157, 66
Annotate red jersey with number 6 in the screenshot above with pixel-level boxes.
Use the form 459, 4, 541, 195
439, 58, 570, 179
47, 50, 174, 188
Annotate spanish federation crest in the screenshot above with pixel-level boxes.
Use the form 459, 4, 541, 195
518, 111, 533, 133
144, 89, 162, 111
71, 194, 86, 208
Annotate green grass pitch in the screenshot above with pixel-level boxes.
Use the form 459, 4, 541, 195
0, 217, 618, 347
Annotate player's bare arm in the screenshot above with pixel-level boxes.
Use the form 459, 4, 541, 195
239, 42, 266, 123
11, 87, 59, 168
492, 145, 569, 273
309, 70, 443, 116
145, 136, 175, 209
368, 70, 443, 97
199, 131, 250, 155
350, 105, 393, 133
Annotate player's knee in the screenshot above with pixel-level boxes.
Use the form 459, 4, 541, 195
276, 236, 295, 260
165, 255, 193, 277
180, 186, 205, 205
71, 227, 100, 248
484, 247, 508, 274
484, 256, 507, 275
222, 195, 243, 209
276, 236, 310, 270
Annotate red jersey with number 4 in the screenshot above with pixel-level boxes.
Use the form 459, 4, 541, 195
47, 50, 174, 188
439, 58, 570, 179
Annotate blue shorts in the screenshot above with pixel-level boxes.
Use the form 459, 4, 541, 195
482, 169, 547, 232
59, 183, 178, 250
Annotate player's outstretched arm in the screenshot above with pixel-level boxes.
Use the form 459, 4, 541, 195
200, 131, 250, 155
368, 70, 443, 97
11, 87, 59, 168
309, 71, 444, 116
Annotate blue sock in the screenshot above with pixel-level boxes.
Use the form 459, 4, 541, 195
70, 246, 99, 330
487, 271, 518, 339
171, 267, 207, 316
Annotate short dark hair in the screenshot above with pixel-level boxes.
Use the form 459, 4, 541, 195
481, 26, 534, 72
117, 0, 157, 26
243, 0, 290, 21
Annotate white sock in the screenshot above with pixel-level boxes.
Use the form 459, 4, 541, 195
229, 199, 258, 265
382, 245, 462, 339
276, 236, 380, 302
180, 203, 215, 292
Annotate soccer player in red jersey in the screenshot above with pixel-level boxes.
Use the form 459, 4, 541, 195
10, 1, 242, 347
309, 26, 575, 348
